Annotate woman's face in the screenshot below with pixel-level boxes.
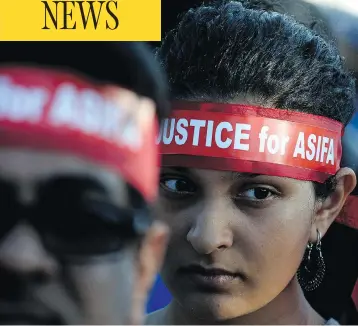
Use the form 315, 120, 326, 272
154, 167, 317, 321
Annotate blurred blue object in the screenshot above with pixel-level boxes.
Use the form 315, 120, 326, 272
146, 275, 172, 313
318, 7, 358, 50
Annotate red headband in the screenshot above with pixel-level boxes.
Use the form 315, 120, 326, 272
0, 66, 159, 202
159, 102, 343, 183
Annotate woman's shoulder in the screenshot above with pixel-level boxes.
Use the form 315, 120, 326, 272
145, 308, 167, 325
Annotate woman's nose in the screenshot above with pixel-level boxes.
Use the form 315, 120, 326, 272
186, 200, 234, 255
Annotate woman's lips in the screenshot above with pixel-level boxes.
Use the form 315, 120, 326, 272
177, 264, 244, 291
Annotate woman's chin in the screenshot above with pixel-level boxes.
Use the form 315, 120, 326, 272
176, 292, 254, 322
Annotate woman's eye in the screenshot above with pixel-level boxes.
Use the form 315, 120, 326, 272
237, 187, 276, 201
160, 177, 196, 195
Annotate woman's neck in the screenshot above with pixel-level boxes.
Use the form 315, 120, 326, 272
164, 279, 325, 325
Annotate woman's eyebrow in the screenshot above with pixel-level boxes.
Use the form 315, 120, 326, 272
230, 172, 260, 180
163, 167, 191, 174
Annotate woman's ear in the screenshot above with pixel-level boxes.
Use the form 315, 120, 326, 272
311, 167, 356, 240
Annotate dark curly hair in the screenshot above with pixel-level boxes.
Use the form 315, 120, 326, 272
157, 0, 356, 198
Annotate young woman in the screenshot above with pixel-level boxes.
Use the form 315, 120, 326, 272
148, 0, 357, 324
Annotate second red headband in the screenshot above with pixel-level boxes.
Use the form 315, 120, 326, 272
159, 102, 343, 183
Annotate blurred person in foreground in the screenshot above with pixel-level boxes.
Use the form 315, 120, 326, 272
0, 42, 169, 325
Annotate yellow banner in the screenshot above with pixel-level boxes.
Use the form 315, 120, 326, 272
0, 0, 161, 41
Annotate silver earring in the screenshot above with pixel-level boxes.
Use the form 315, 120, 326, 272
297, 229, 325, 291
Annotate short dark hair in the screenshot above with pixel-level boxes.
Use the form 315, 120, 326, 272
157, 0, 356, 198
0, 42, 169, 120
157, 0, 355, 125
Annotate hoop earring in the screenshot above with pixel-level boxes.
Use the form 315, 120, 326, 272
297, 229, 325, 291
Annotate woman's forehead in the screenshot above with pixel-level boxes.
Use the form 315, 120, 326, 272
162, 166, 257, 180
0, 149, 113, 179
0, 149, 128, 205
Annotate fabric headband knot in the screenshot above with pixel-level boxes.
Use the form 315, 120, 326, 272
159, 101, 343, 183
0, 66, 159, 202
